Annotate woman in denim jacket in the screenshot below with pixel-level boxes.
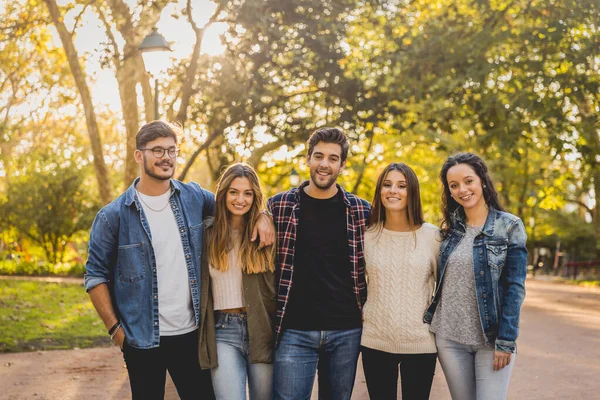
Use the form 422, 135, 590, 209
424, 153, 527, 400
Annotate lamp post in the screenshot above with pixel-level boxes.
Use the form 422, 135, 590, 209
289, 168, 300, 187
138, 28, 172, 120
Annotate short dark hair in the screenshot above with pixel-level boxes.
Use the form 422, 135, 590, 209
306, 127, 349, 163
136, 121, 179, 149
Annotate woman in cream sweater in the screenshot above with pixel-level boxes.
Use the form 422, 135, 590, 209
361, 162, 441, 400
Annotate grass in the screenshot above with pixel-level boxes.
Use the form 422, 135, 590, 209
0, 280, 110, 352
566, 279, 600, 289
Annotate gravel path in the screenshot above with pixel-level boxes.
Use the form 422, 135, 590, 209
1, 279, 598, 399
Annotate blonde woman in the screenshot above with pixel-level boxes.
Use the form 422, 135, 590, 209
199, 163, 276, 400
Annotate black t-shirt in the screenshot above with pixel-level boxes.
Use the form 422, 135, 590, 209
283, 188, 362, 330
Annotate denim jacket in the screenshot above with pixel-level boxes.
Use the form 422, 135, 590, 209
84, 178, 215, 349
424, 207, 527, 353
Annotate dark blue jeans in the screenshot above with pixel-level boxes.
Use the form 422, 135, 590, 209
273, 328, 362, 400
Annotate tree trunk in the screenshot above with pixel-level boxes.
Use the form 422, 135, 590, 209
43, 0, 112, 204
594, 165, 600, 258
137, 56, 155, 122
175, 29, 204, 127
351, 132, 375, 194
104, 0, 170, 186
116, 51, 141, 187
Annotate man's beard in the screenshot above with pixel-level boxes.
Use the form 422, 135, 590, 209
309, 168, 338, 190
144, 156, 174, 181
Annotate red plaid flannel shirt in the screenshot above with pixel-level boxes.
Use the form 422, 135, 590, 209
267, 181, 371, 346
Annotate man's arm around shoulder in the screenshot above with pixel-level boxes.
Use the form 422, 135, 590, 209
186, 181, 216, 218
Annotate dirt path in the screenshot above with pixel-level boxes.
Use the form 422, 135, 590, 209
1, 279, 599, 399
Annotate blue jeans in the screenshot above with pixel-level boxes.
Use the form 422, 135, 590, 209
436, 337, 516, 400
211, 312, 273, 400
273, 328, 362, 400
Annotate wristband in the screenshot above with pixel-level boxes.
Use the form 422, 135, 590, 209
108, 321, 120, 336
110, 324, 122, 340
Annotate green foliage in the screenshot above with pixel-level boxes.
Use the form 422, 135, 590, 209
566, 280, 600, 289
0, 280, 109, 352
1, 0, 598, 262
0, 162, 99, 264
0, 260, 85, 277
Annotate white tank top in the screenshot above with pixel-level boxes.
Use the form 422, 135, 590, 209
209, 231, 245, 310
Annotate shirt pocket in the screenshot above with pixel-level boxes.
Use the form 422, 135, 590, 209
117, 243, 146, 283
486, 240, 508, 271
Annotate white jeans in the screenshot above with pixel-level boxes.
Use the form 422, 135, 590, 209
436, 336, 516, 400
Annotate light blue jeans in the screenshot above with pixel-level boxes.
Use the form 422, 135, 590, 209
273, 328, 362, 400
211, 312, 273, 400
436, 336, 516, 400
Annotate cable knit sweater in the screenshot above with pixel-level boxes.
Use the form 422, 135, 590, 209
361, 223, 441, 354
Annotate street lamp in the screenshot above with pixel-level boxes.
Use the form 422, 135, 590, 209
138, 28, 172, 120
289, 168, 300, 187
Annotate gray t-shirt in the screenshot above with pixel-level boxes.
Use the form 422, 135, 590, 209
430, 225, 487, 346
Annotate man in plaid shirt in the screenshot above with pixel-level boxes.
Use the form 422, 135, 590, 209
268, 128, 371, 400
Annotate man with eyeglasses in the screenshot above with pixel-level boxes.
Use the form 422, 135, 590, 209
84, 121, 274, 399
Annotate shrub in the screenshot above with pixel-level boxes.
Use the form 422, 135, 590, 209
0, 260, 85, 277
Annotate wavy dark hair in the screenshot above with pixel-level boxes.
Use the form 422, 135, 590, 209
440, 152, 504, 238
368, 163, 425, 233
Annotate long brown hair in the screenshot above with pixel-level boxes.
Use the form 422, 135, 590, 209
208, 163, 275, 274
439, 152, 504, 239
368, 163, 425, 231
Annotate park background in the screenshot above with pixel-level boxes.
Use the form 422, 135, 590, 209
0, 0, 599, 393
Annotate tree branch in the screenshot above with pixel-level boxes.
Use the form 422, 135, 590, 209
177, 130, 222, 181
95, 6, 121, 64
247, 137, 285, 168
175, 1, 223, 126
69, 0, 94, 36
351, 130, 375, 194
567, 198, 593, 214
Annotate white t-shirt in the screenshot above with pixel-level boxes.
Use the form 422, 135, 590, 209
137, 188, 196, 336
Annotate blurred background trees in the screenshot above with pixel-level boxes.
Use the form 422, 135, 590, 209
0, 0, 598, 270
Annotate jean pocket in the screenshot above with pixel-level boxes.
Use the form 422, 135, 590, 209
117, 243, 146, 283
486, 242, 507, 271
214, 313, 230, 329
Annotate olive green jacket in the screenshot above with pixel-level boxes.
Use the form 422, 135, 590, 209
198, 218, 277, 369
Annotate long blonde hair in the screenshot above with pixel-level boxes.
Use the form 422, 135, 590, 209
208, 163, 275, 274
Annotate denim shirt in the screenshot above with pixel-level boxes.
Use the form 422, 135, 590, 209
84, 178, 215, 349
424, 207, 527, 353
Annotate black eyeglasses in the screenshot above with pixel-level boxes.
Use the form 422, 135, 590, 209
138, 147, 179, 159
